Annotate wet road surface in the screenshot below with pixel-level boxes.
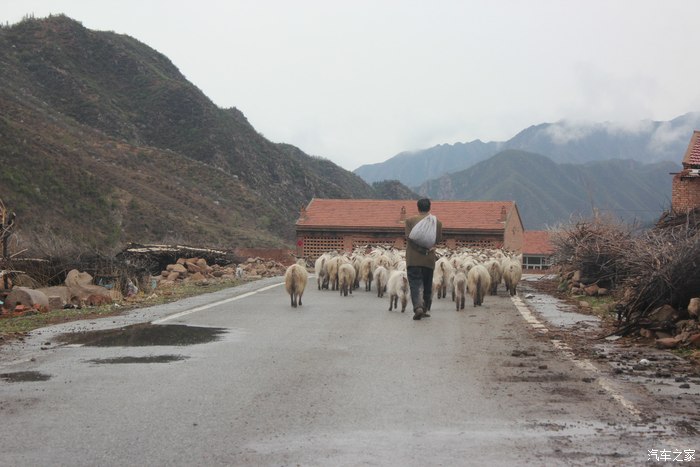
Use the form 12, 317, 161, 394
0, 275, 698, 466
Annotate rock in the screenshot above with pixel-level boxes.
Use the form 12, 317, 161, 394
639, 328, 655, 338
572, 270, 581, 282
187, 272, 206, 282
37, 286, 71, 308
167, 263, 188, 275
647, 305, 679, 324
578, 301, 591, 309
597, 288, 609, 296
47, 296, 64, 310
3, 287, 49, 312
584, 285, 599, 296
86, 294, 111, 306
688, 297, 700, 318
166, 272, 180, 282
64, 269, 111, 303
64, 269, 94, 287
688, 333, 700, 349
656, 337, 681, 349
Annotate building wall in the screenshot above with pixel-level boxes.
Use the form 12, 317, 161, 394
297, 230, 508, 259
503, 214, 524, 252
672, 173, 700, 213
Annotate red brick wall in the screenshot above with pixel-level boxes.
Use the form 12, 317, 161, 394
672, 174, 700, 213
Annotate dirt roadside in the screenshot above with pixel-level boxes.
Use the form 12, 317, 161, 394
519, 274, 700, 438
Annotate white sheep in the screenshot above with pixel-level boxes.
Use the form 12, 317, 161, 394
452, 271, 468, 310
326, 255, 347, 291
467, 263, 491, 306
484, 259, 503, 296
433, 256, 454, 299
314, 253, 332, 290
284, 260, 308, 308
338, 262, 356, 297
386, 270, 409, 312
359, 256, 375, 291
503, 257, 523, 296
374, 265, 389, 298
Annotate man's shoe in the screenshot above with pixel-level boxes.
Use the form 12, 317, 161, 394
422, 312, 431, 318
413, 313, 423, 320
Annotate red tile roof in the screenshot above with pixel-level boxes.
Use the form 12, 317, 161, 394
522, 230, 555, 255
297, 199, 517, 231
682, 130, 700, 166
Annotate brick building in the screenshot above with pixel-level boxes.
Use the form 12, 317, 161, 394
522, 230, 554, 270
672, 130, 700, 213
295, 199, 524, 259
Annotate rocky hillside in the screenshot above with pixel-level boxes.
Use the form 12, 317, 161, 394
0, 15, 411, 253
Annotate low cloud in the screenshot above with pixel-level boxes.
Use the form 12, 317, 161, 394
544, 120, 598, 144
648, 112, 700, 155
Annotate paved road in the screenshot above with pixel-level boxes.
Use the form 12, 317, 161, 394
0, 276, 697, 466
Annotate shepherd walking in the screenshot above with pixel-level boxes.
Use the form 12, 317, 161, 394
405, 198, 443, 320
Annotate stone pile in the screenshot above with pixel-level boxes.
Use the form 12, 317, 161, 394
236, 257, 288, 279
553, 270, 700, 353
1, 269, 114, 314
558, 270, 609, 297
155, 256, 288, 286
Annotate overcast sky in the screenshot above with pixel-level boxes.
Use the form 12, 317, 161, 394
4, 1, 700, 170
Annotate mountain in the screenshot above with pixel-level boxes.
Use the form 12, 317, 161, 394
417, 150, 678, 229
371, 180, 419, 199
0, 15, 413, 253
355, 113, 700, 187
354, 139, 502, 187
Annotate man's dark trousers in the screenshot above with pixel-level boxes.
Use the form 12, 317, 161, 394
407, 266, 434, 313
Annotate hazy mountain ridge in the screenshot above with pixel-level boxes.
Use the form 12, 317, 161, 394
355, 113, 699, 187
417, 150, 678, 229
0, 15, 413, 252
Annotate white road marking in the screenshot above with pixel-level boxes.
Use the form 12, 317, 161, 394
152, 282, 284, 324
511, 295, 643, 419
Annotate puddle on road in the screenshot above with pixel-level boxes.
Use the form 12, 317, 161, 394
528, 292, 599, 328
88, 355, 189, 364
1, 371, 52, 383
57, 323, 228, 347
521, 279, 599, 328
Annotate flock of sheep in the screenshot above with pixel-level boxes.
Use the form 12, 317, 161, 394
284, 246, 524, 311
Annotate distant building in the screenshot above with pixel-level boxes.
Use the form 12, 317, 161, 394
671, 130, 700, 213
522, 230, 554, 270
295, 198, 524, 259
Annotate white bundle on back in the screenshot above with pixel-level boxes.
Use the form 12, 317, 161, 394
408, 214, 437, 249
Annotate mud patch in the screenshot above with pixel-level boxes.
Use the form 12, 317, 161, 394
88, 355, 189, 364
57, 323, 227, 347
499, 372, 572, 383
0, 371, 52, 382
